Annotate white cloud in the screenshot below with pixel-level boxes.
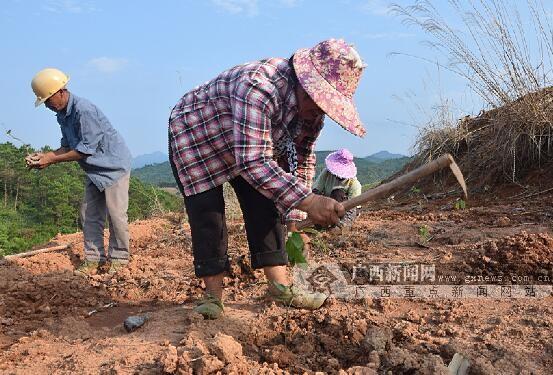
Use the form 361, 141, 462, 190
211, 0, 259, 16
43, 0, 97, 14
363, 32, 416, 40
86, 57, 128, 73
361, 0, 391, 17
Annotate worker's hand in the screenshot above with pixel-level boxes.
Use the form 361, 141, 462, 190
26, 152, 54, 169
25, 153, 40, 169
297, 193, 345, 227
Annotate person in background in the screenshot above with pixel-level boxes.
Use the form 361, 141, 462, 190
27, 68, 132, 275
312, 148, 362, 229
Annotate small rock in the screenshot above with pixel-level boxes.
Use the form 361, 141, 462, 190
420, 354, 450, 374
123, 314, 149, 332
179, 335, 210, 357
495, 216, 511, 227
362, 327, 392, 352
192, 355, 224, 375
210, 333, 243, 363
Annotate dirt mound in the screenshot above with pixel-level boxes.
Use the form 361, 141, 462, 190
0, 255, 110, 336
396, 87, 553, 196
465, 231, 553, 280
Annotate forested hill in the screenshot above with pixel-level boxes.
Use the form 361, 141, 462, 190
132, 162, 175, 187
132, 151, 412, 188
0, 142, 180, 255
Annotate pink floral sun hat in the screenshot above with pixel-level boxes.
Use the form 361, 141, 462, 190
325, 148, 357, 179
293, 38, 367, 138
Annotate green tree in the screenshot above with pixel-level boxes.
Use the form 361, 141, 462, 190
0, 142, 181, 255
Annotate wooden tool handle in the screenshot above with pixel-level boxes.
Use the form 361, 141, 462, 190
2, 244, 71, 261
296, 154, 456, 231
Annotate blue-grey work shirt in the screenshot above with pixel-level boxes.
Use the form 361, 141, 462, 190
57, 93, 132, 191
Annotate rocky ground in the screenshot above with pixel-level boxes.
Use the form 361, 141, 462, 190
1, 189, 552, 374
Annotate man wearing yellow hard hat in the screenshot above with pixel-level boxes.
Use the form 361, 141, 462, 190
28, 68, 132, 275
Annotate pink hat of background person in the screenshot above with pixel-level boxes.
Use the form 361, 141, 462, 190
325, 148, 357, 179
293, 38, 367, 138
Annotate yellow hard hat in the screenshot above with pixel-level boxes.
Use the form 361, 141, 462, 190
31, 68, 70, 107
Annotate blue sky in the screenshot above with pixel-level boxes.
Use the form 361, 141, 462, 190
0, 0, 525, 157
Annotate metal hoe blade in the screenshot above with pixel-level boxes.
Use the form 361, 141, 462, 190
446, 154, 468, 199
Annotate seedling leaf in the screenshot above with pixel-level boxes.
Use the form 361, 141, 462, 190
286, 232, 307, 268
454, 199, 466, 210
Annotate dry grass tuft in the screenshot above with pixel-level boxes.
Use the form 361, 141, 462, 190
393, 0, 553, 185
412, 88, 553, 185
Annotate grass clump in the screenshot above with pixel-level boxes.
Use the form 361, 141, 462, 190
393, 0, 553, 185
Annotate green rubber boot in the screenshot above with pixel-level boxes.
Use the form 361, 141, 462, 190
194, 293, 224, 320
270, 281, 328, 310
75, 260, 100, 275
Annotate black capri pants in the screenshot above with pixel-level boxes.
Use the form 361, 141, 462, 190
183, 176, 289, 277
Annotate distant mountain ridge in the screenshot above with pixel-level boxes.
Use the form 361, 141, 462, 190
132, 150, 412, 188
366, 150, 406, 160
132, 151, 168, 169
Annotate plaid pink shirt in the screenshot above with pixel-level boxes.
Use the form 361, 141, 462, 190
168, 58, 324, 221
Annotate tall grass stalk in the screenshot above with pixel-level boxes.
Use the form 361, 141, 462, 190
394, 0, 553, 183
